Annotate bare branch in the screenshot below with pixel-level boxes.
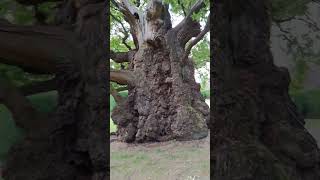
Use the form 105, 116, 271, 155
110, 50, 136, 63
113, 0, 139, 27
110, 86, 124, 104
0, 21, 75, 73
0, 77, 50, 136
272, 16, 296, 23
111, 13, 132, 50
174, 0, 205, 30
15, 0, 62, 5
20, 79, 57, 96
184, 15, 209, 59
177, 0, 187, 17
110, 69, 135, 85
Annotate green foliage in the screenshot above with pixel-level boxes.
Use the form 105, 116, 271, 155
290, 58, 308, 91
271, 0, 311, 20
201, 89, 210, 99
0, 63, 54, 86
290, 89, 320, 119
0, 0, 34, 25
192, 39, 209, 69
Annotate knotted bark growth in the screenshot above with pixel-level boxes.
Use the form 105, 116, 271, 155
212, 1, 320, 179
111, 0, 209, 142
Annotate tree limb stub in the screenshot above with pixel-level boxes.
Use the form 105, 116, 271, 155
110, 69, 135, 85
0, 21, 75, 73
110, 50, 136, 63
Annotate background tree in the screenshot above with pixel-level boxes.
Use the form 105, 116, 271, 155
212, 0, 320, 179
109, 0, 210, 142
0, 0, 108, 179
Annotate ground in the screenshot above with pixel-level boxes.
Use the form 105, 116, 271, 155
110, 134, 210, 180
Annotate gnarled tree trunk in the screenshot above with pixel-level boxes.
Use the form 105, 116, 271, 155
111, 0, 209, 142
1, 0, 108, 179
212, 0, 320, 179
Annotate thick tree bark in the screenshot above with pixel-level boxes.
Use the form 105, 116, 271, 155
111, 0, 209, 142
2, 0, 108, 179
212, 1, 320, 179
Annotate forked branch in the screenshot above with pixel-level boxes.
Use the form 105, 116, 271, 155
184, 14, 210, 58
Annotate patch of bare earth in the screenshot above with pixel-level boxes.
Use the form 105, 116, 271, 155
110, 133, 210, 180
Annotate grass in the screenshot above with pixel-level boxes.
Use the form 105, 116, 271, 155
110, 139, 210, 179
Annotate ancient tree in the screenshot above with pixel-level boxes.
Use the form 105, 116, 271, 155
0, 0, 108, 179
212, 0, 320, 179
110, 0, 210, 142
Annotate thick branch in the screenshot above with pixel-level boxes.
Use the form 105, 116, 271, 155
110, 50, 136, 63
15, 0, 62, 5
20, 79, 57, 96
110, 69, 134, 85
113, 0, 139, 27
174, 0, 205, 30
110, 86, 124, 103
0, 77, 50, 136
173, 0, 206, 46
0, 21, 75, 73
184, 15, 210, 58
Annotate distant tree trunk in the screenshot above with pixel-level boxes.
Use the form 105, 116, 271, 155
111, 0, 209, 142
0, 0, 108, 179
212, 0, 320, 179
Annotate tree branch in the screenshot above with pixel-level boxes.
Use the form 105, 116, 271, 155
113, 0, 139, 27
177, 0, 187, 16
0, 77, 50, 136
0, 20, 75, 73
110, 86, 124, 104
110, 50, 136, 63
184, 15, 209, 58
174, 0, 205, 30
20, 79, 57, 96
15, 0, 63, 5
111, 13, 133, 50
172, 0, 206, 46
110, 69, 134, 85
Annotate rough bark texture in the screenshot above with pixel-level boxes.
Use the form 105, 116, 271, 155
111, 0, 209, 142
2, 0, 108, 179
212, 1, 320, 179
